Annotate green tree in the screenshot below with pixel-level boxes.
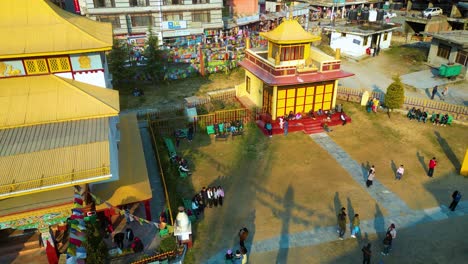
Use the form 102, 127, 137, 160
107, 39, 133, 86
144, 29, 164, 84
385, 75, 405, 117
83, 222, 108, 264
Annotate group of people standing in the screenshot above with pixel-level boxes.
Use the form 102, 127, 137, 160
366, 98, 380, 113
191, 186, 225, 216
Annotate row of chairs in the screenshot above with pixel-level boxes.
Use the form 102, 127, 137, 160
163, 137, 189, 178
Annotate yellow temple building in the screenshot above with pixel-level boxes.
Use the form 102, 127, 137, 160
237, 18, 354, 122
0, 1, 151, 261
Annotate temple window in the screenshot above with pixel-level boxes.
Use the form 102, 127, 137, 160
363, 36, 369, 46
48, 57, 71, 73
384, 32, 388, 41
246, 76, 251, 94
280, 45, 304, 61
24, 59, 49, 75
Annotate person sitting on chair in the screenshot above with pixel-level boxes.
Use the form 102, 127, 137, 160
433, 114, 440, 126
179, 163, 190, 173
407, 107, 416, 120
288, 111, 295, 120
415, 108, 422, 121
420, 112, 428, 123
440, 114, 449, 126
340, 112, 347, 125
179, 158, 189, 170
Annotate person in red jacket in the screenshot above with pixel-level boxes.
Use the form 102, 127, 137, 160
428, 157, 437, 177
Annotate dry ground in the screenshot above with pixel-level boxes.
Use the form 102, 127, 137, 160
174, 123, 386, 263
330, 102, 468, 210
249, 215, 468, 264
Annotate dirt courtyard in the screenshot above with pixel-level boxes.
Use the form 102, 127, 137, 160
171, 102, 468, 263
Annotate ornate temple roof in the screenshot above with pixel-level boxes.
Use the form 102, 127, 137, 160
0, 0, 113, 59
260, 19, 321, 44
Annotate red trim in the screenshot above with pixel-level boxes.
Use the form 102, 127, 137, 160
73, 69, 104, 74
239, 59, 354, 86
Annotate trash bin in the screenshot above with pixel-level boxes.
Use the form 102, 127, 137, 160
439, 63, 462, 78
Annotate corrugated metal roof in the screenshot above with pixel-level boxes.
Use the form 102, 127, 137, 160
0, 141, 110, 189
0, 75, 119, 129
0, 118, 109, 156
0, 0, 112, 59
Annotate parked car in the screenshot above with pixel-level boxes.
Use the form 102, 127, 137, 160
422, 7, 443, 18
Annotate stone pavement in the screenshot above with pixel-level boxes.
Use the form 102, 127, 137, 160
205, 133, 468, 264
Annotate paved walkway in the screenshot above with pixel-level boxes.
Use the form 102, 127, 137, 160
205, 133, 468, 264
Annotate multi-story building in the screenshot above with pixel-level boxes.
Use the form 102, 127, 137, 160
78, 0, 223, 45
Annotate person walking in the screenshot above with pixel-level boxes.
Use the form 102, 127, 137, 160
387, 223, 397, 250
428, 157, 437, 177
449, 190, 462, 211
362, 243, 372, 264
441, 86, 448, 101
239, 227, 249, 248
351, 214, 360, 238
283, 119, 289, 136
337, 207, 347, 240
265, 121, 273, 137
381, 232, 392, 255
217, 186, 225, 206
366, 165, 376, 188
431, 85, 438, 100
396, 164, 404, 180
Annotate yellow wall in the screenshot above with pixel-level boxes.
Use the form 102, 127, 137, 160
461, 149, 468, 177
244, 71, 264, 107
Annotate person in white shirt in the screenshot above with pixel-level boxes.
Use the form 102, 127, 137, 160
340, 112, 347, 125
387, 224, 397, 251
396, 165, 404, 180
207, 187, 213, 208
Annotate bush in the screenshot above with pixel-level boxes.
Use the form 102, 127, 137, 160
159, 237, 177, 253
385, 75, 405, 114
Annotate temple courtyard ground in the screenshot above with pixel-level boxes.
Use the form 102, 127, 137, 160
171, 101, 468, 263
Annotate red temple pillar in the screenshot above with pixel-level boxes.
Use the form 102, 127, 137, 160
144, 200, 152, 221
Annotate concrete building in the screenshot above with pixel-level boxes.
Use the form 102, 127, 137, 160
78, 0, 223, 44
324, 23, 400, 58
427, 30, 468, 79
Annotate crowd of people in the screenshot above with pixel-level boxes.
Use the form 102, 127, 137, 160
188, 186, 225, 219
407, 108, 452, 126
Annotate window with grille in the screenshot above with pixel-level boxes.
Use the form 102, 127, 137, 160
97, 15, 121, 28
192, 11, 211, 22
193, 0, 210, 3
93, 0, 115, 8
131, 15, 152, 27
455, 50, 467, 66
47, 57, 71, 73
24, 59, 49, 75
164, 12, 183, 21
363, 36, 368, 46
129, 0, 149, 7
437, 44, 451, 59
383, 32, 388, 41
163, 0, 183, 4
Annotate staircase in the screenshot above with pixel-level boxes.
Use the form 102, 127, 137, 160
0, 229, 46, 264
256, 113, 352, 136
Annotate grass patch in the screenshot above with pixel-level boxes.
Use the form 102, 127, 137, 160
385, 45, 428, 63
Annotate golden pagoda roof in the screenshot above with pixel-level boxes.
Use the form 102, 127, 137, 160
0, 0, 113, 59
260, 19, 321, 44
0, 75, 119, 129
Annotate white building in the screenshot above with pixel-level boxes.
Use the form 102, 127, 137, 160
78, 0, 223, 44
324, 23, 400, 58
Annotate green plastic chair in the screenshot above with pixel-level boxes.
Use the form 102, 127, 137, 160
218, 123, 225, 133
447, 115, 453, 125
206, 125, 215, 135
430, 113, 437, 123
178, 167, 188, 178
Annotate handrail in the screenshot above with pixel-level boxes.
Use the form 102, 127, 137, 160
0, 166, 110, 196
148, 119, 174, 226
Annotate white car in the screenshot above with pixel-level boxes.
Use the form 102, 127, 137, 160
384, 11, 397, 19
422, 7, 443, 17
